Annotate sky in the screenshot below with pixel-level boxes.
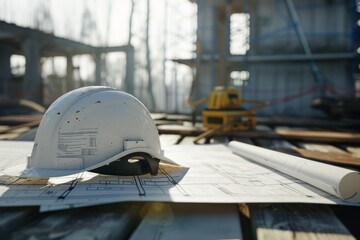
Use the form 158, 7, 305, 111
1, 0, 132, 45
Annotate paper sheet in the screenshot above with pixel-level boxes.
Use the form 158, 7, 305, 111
0, 141, 359, 211
228, 141, 360, 202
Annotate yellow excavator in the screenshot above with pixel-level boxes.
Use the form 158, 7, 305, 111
188, 87, 267, 138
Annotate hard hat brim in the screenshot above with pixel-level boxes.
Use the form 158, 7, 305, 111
3, 147, 178, 178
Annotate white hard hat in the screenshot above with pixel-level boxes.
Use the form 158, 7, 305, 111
13, 86, 176, 177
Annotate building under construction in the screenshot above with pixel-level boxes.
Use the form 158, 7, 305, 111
0, 1, 359, 239
176, 0, 359, 117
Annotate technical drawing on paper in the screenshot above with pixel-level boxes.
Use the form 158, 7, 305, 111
0, 141, 357, 210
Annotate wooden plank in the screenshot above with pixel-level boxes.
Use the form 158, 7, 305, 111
275, 128, 360, 143
238, 204, 254, 240
0, 207, 38, 237
158, 124, 204, 136
0, 120, 41, 134
0, 115, 42, 125
345, 146, 360, 158
277, 142, 360, 167
156, 115, 359, 129
286, 148, 360, 167
178, 136, 206, 145
8, 127, 31, 134
193, 127, 223, 144
158, 125, 360, 143
13, 203, 142, 240
0, 126, 34, 140
0, 126, 9, 131
151, 113, 167, 120
255, 141, 360, 167
297, 143, 348, 154
129, 203, 243, 240
165, 114, 194, 122
256, 117, 360, 129
0, 133, 22, 140
155, 120, 184, 126
249, 203, 356, 240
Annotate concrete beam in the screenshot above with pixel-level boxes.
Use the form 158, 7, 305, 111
172, 52, 357, 67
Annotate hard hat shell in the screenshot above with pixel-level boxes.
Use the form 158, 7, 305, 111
19, 86, 175, 177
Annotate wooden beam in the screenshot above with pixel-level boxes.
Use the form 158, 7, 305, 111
157, 125, 360, 143
275, 129, 360, 143
0, 120, 41, 134
0, 207, 38, 237
279, 148, 360, 167
130, 203, 242, 240
0, 21, 132, 57
249, 203, 356, 240
0, 115, 42, 125
14, 203, 142, 240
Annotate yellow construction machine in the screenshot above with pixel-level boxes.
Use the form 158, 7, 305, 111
188, 87, 267, 133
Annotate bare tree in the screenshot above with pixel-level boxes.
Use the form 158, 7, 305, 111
34, 1, 54, 33
145, 0, 156, 110
128, 0, 134, 45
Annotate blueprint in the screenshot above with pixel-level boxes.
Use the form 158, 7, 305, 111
0, 141, 358, 211
229, 141, 360, 202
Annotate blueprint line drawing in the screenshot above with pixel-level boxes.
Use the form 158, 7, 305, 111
0, 141, 359, 211
134, 175, 146, 196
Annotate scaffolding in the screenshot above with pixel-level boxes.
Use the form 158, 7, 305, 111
176, 0, 359, 117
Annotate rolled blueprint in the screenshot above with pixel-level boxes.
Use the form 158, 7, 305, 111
228, 141, 360, 203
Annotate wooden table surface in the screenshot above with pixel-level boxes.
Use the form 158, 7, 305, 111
0, 116, 359, 239
1, 202, 359, 239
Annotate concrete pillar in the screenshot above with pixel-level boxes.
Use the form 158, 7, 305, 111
95, 52, 102, 85
124, 45, 135, 95
0, 43, 12, 97
216, 0, 231, 87
22, 38, 42, 104
66, 55, 74, 91
194, 0, 218, 100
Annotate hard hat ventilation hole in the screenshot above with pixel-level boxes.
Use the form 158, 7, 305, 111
57, 112, 61, 115
76, 110, 80, 113
90, 153, 160, 176
95, 100, 101, 104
